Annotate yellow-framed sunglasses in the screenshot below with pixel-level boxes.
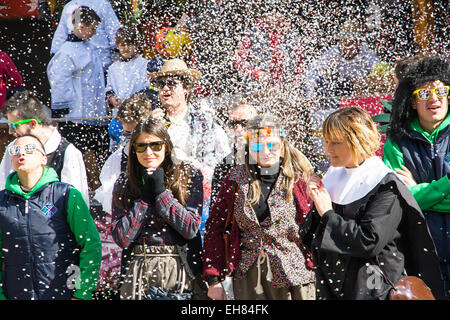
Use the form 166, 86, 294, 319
412, 86, 449, 100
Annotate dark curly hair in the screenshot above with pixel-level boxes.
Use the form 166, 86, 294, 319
387, 56, 449, 143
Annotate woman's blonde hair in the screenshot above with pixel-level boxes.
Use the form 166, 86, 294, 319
244, 113, 313, 205
322, 107, 380, 161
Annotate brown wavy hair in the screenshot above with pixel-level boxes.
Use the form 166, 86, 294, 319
114, 117, 192, 210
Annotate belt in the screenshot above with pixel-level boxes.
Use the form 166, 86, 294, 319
255, 249, 273, 295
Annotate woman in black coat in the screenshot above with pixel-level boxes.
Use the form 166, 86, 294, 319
302, 107, 445, 300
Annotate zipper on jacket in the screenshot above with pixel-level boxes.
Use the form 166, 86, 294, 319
25, 199, 38, 299
430, 143, 435, 160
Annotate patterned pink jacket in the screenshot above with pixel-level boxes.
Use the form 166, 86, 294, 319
203, 165, 315, 287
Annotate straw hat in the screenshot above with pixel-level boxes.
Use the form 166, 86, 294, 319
148, 58, 202, 82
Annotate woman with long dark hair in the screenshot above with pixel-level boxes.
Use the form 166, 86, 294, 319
203, 113, 316, 300
111, 117, 204, 300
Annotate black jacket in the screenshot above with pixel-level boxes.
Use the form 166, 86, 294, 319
0, 182, 79, 300
396, 125, 450, 262
301, 173, 446, 300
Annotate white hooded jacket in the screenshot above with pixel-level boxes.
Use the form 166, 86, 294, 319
50, 0, 121, 70
47, 38, 107, 125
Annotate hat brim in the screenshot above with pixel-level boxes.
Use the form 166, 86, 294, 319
148, 69, 202, 82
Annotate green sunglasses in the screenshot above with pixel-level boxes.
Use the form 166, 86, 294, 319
8, 119, 41, 131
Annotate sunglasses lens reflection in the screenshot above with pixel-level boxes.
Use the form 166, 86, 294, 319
250, 142, 281, 153
415, 87, 449, 100
155, 79, 180, 89
8, 144, 38, 156
417, 89, 431, 100
229, 119, 248, 128
436, 87, 449, 97
135, 142, 164, 153
251, 143, 263, 153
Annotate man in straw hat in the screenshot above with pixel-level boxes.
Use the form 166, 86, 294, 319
148, 58, 230, 170
149, 57, 231, 299
148, 57, 231, 226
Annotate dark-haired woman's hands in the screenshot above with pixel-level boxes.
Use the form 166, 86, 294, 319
141, 167, 166, 203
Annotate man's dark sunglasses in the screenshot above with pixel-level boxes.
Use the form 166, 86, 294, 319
228, 119, 249, 128
153, 79, 182, 90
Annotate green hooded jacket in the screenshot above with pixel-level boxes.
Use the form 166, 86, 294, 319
383, 114, 450, 212
0, 167, 101, 300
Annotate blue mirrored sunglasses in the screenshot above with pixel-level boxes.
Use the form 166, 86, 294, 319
250, 142, 281, 153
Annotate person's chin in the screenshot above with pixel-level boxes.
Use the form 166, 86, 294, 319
161, 99, 175, 109
15, 166, 31, 173
329, 158, 342, 167
258, 159, 277, 168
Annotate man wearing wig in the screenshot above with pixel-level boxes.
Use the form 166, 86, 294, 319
383, 56, 450, 297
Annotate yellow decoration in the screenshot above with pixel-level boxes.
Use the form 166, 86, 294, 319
412, 0, 435, 55
154, 27, 193, 59
46, 0, 57, 14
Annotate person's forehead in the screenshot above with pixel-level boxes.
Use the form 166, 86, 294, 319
157, 75, 182, 81
417, 80, 445, 89
121, 121, 137, 130
340, 36, 361, 44
323, 131, 347, 143
136, 132, 163, 143
249, 135, 281, 143
14, 136, 40, 146
229, 105, 257, 119
6, 109, 21, 122
116, 40, 134, 46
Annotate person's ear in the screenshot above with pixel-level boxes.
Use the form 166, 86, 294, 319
183, 86, 190, 100
41, 155, 48, 167
30, 119, 40, 129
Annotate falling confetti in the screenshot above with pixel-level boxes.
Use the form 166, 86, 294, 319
0, 0, 448, 301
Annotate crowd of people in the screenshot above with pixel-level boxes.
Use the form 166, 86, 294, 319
0, 1, 448, 301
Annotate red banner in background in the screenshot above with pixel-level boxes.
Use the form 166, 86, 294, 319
0, 0, 38, 19
339, 95, 392, 118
